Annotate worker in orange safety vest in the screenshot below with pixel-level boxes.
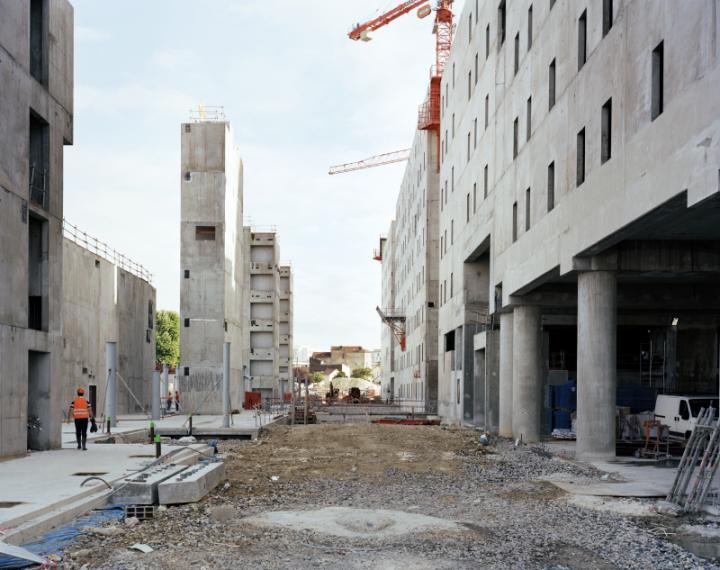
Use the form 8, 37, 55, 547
67, 387, 94, 450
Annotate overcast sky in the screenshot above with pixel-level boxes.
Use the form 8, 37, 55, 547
65, 0, 459, 351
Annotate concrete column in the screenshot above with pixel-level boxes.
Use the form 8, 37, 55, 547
222, 342, 231, 428
577, 271, 617, 461
498, 312, 514, 437
162, 364, 169, 398
105, 341, 118, 427
151, 370, 161, 420
512, 305, 542, 442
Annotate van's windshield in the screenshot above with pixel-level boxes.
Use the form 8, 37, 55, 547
688, 399, 719, 417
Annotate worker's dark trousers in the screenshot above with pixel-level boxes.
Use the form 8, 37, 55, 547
74, 418, 89, 448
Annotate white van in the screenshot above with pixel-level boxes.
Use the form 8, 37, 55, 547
654, 395, 719, 439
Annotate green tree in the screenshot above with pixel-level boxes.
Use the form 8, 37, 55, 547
156, 310, 180, 365
335, 370, 347, 378
310, 372, 325, 384
351, 367, 373, 380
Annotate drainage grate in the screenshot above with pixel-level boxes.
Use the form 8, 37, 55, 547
0, 501, 24, 508
125, 504, 156, 521
72, 472, 109, 477
129, 454, 155, 458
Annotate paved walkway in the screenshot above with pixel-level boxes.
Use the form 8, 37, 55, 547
1, 410, 280, 534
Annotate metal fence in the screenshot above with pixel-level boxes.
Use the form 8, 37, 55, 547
63, 219, 152, 283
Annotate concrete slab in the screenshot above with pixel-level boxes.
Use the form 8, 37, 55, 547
111, 463, 189, 506
158, 462, 225, 505
541, 440, 677, 498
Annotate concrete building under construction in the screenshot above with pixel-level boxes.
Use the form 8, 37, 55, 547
0, 0, 74, 457
179, 118, 294, 409
381, 0, 720, 460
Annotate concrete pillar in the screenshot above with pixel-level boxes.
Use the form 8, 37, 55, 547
577, 271, 617, 461
222, 342, 231, 428
105, 341, 118, 427
151, 370, 161, 420
162, 364, 169, 398
498, 312, 514, 437
512, 305, 542, 442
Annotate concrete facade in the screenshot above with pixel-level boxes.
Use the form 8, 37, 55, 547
61, 232, 156, 418
377, 0, 720, 455
432, 0, 720, 458
279, 265, 294, 391
0, 0, 74, 457
245, 230, 293, 399
379, 130, 440, 410
179, 121, 245, 413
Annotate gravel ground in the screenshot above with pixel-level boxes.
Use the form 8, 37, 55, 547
60, 424, 719, 569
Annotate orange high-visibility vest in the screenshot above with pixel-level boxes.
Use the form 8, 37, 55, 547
73, 397, 89, 419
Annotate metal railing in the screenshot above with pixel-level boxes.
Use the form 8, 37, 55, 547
188, 105, 225, 122
63, 219, 153, 283
29, 164, 47, 208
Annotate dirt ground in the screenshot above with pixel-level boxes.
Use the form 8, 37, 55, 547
223, 423, 481, 494
63, 424, 717, 569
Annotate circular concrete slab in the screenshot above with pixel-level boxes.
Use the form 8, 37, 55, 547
243, 506, 462, 538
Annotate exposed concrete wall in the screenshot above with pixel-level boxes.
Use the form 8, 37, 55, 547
245, 231, 292, 399
0, 0, 74, 458
380, 0, 720, 441
379, 130, 440, 410
179, 121, 245, 413
61, 239, 156, 417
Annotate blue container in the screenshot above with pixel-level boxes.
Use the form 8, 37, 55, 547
553, 411, 572, 430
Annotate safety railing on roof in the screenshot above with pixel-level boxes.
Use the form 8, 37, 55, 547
63, 219, 153, 283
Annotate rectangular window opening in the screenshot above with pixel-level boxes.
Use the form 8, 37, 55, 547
528, 5, 533, 49
498, 1, 506, 48
526, 96, 532, 141
29, 0, 47, 85
485, 95, 489, 128
195, 225, 216, 240
578, 10, 587, 71
484, 164, 489, 198
652, 41, 664, 120
184, 269, 190, 279
514, 33, 520, 74
602, 0, 613, 36
473, 182, 477, 213
512, 202, 518, 242
29, 111, 49, 209
525, 188, 531, 231
513, 117, 519, 159
577, 128, 586, 186
28, 214, 48, 331
601, 98, 612, 164
486, 25, 490, 59
549, 59, 556, 110
184, 318, 190, 327
548, 161, 555, 211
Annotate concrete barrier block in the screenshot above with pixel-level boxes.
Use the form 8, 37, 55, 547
158, 461, 225, 505
112, 463, 188, 505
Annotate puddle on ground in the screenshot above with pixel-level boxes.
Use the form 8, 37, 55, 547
671, 535, 720, 561
0, 502, 24, 508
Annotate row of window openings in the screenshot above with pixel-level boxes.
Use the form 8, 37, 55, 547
446, 0, 614, 112
439, 273, 454, 307
448, 38, 664, 223
443, 0, 618, 161
511, 97, 613, 242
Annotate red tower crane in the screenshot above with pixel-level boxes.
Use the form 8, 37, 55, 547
349, 1, 454, 140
